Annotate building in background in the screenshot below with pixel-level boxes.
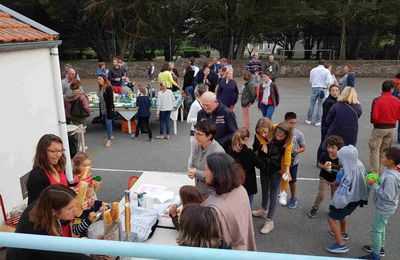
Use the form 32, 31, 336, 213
0, 4, 71, 224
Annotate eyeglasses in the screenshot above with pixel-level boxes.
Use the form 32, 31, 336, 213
194, 131, 206, 137
47, 149, 65, 155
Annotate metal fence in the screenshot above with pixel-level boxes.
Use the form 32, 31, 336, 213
59, 36, 400, 61
0, 232, 353, 260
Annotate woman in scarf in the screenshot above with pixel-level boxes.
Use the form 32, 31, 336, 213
258, 71, 279, 120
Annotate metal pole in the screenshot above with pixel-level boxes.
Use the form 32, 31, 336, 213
50, 47, 73, 182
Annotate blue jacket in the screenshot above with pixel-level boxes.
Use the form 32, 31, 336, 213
217, 79, 238, 107
137, 95, 151, 117
326, 102, 362, 146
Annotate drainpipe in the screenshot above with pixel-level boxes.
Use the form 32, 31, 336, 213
49, 46, 73, 182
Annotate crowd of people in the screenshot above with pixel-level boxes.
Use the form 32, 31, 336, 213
13, 54, 400, 260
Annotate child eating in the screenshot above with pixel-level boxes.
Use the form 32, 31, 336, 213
309, 135, 344, 218
72, 186, 110, 237
169, 185, 204, 230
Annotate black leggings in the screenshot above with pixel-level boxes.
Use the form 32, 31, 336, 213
135, 116, 152, 138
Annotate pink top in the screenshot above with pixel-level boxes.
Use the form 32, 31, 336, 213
46, 171, 68, 186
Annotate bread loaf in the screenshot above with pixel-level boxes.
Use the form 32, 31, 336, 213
111, 202, 119, 222
103, 210, 113, 233
74, 181, 88, 217
124, 203, 131, 236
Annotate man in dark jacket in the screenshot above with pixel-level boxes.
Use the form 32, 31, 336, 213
369, 80, 400, 173
107, 58, 125, 94
210, 57, 221, 74
264, 54, 280, 82
197, 92, 238, 150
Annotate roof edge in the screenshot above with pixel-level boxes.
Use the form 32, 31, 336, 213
0, 4, 59, 39
0, 40, 62, 52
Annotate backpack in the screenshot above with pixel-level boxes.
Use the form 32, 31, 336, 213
71, 96, 89, 118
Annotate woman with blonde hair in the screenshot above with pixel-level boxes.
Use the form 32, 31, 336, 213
325, 86, 362, 147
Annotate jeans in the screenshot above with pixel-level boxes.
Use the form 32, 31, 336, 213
247, 194, 254, 207
259, 103, 275, 119
371, 212, 390, 257
369, 128, 395, 173
260, 171, 281, 220
159, 111, 171, 135
135, 116, 152, 139
307, 87, 325, 123
103, 115, 113, 140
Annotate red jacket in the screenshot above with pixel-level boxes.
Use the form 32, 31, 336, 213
371, 92, 400, 128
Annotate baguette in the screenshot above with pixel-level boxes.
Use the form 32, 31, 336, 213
124, 203, 131, 236
103, 210, 113, 233
110, 202, 119, 222
74, 181, 88, 217
80, 165, 90, 180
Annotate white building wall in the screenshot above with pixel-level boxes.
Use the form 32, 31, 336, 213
0, 48, 62, 222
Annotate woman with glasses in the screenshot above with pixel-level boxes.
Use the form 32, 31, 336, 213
27, 134, 68, 205
187, 120, 225, 198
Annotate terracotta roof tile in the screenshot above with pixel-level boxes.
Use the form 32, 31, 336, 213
0, 11, 55, 43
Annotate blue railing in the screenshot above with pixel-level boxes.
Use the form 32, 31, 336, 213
0, 232, 353, 260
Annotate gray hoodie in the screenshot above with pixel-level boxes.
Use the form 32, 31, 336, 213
373, 168, 400, 215
330, 145, 369, 209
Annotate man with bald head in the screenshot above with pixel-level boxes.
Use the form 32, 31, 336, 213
61, 68, 82, 96
197, 92, 238, 150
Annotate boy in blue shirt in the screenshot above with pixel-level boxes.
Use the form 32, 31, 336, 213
131, 84, 153, 142
360, 147, 400, 260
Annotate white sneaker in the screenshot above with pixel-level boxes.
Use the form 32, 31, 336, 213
260, 220, 274, 234
305, 120, 312, 125
278, 192, 287, 206
251, 209, 268, 218
315, 122, 321, 126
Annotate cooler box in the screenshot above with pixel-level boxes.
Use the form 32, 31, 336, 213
121, 119, 137, 133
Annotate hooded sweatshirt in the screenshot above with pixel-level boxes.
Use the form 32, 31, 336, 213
330, 145, 369, 209
372, 168, 400, 215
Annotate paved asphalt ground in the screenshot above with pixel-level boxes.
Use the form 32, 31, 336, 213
3, 77, 397, 260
